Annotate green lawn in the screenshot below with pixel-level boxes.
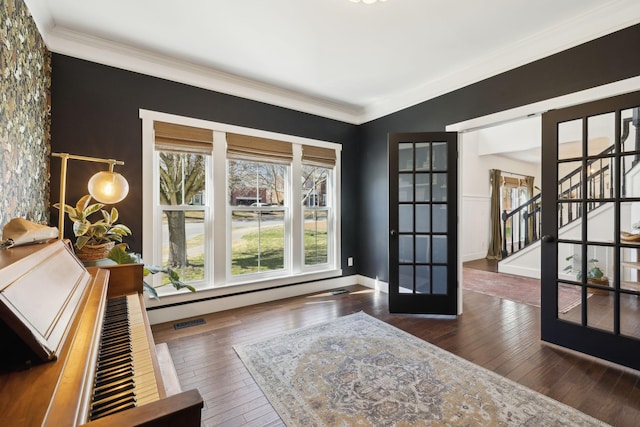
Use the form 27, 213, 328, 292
164, 223, 328, 283
230, 225, 328, 274
231, 227, 285, 274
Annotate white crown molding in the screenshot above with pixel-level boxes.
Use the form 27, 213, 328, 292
25, 0, 640, 125
42, 27, 364, 124
360, 0, 640, 123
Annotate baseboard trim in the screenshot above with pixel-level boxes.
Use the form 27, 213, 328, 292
358, 275, 389, 294
497, 264, 540, 279
147, 275, 363, 324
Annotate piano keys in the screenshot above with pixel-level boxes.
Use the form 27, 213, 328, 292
0, 240, 203, 426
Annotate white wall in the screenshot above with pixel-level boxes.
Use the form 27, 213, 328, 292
460, 129, 541, 262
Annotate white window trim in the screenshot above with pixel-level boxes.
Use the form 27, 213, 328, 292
140, 109, 342, 303
301, 165, 335, 273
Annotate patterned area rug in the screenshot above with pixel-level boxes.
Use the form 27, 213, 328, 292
463, 267, 584, 313
234, 312, 607, 426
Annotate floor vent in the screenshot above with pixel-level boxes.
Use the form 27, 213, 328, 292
330, 289, 350, 295
174, 318, 206, 330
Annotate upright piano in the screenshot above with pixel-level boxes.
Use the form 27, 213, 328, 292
0, 240, 203, 426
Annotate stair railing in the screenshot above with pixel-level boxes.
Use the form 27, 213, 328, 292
501, 148, 613, 259
499, 109, 639, 260
501, 193, 541, 259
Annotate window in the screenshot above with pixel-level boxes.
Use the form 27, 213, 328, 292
303, 165, 330, 265
501, 175, 533, 244
501, 176, 529, 213
159, 152, 208, 283
229, 160, 288, 276
141, 110, 341, 297
153, 121, 213, 288
301, 144, 336, 268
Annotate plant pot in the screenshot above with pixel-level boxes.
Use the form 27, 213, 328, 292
588, 277, 610, 295
75, 241, 115, 262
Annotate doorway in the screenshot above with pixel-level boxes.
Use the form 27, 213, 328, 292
447, 76, 640, 369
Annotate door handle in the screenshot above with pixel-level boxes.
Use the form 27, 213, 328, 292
390, 229, 397, 237
541, 235, 555, 243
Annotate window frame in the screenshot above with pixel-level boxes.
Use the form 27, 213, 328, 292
155, 151, 213, 290
140, 109, 342, 300
226, 158, 291, 282
301, 164, 334, 270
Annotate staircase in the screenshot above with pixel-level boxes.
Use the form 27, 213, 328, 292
498, 152, 640, 279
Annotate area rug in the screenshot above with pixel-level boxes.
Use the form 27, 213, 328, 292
463, 267, 584, 313
234, 312, 606, 426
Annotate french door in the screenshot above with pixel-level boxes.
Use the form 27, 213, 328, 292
388, 132, 458, 314
541, 90, 640, 370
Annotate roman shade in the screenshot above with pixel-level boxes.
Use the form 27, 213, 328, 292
154, 121, 213, 154
226, 133, 293, 164
301, 145, 336, 167
502, 176, 525, 187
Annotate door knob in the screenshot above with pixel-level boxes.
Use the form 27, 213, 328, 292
390, 229, 397, 236
541, 235, 555, 243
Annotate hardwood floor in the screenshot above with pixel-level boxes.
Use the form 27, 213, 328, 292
463, 257, 498, 272
151, 285, 640, 426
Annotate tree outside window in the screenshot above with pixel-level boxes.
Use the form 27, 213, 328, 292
159, 152, 207, 282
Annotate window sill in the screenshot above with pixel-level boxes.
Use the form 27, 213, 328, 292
144, 268, 343, 308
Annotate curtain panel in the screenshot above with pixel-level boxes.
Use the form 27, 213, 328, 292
487, 169, 502, 260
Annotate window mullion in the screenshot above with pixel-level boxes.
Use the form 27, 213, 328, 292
291, 145, 303, 273
213, 131, 227, 285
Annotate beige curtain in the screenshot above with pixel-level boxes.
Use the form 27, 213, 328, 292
525, 175, 535, 243
487, 169, 502, 260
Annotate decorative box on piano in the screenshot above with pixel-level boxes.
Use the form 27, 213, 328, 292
0, 240, 203, 426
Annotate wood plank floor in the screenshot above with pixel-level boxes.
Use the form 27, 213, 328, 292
151, 285, 640, 426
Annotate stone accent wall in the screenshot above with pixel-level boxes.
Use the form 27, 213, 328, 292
0, 0, 51, 232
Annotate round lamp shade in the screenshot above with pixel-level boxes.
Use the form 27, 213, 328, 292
88, 171, 129, 204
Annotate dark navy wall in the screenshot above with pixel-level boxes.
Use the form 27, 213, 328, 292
358, 23, 640, 282
50, 24, 640, 283
50, 55, 360, 275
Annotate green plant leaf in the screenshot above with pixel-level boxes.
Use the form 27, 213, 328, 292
75, 235, 90, 250
145, 265, 163, 275
76, 194, 92, 212
110, 224, 132, 235
110, 207, 119, 223
107, 245, 137, 264
101, 209, 111, 224
588, 267, 604, 279
73, 220, 91, 236
143, 281, 159, 300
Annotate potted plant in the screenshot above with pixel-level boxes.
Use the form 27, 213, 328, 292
564, 255, 609, 295
108, 244, 196, 299
55, 194, 132, 261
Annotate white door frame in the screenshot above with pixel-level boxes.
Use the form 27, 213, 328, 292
447, 76, 640, 315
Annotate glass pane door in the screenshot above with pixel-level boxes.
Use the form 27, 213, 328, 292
541, 90, 640, 370
389, 132, 457, 315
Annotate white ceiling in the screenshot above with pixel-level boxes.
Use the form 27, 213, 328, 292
24, 0, 640, 124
